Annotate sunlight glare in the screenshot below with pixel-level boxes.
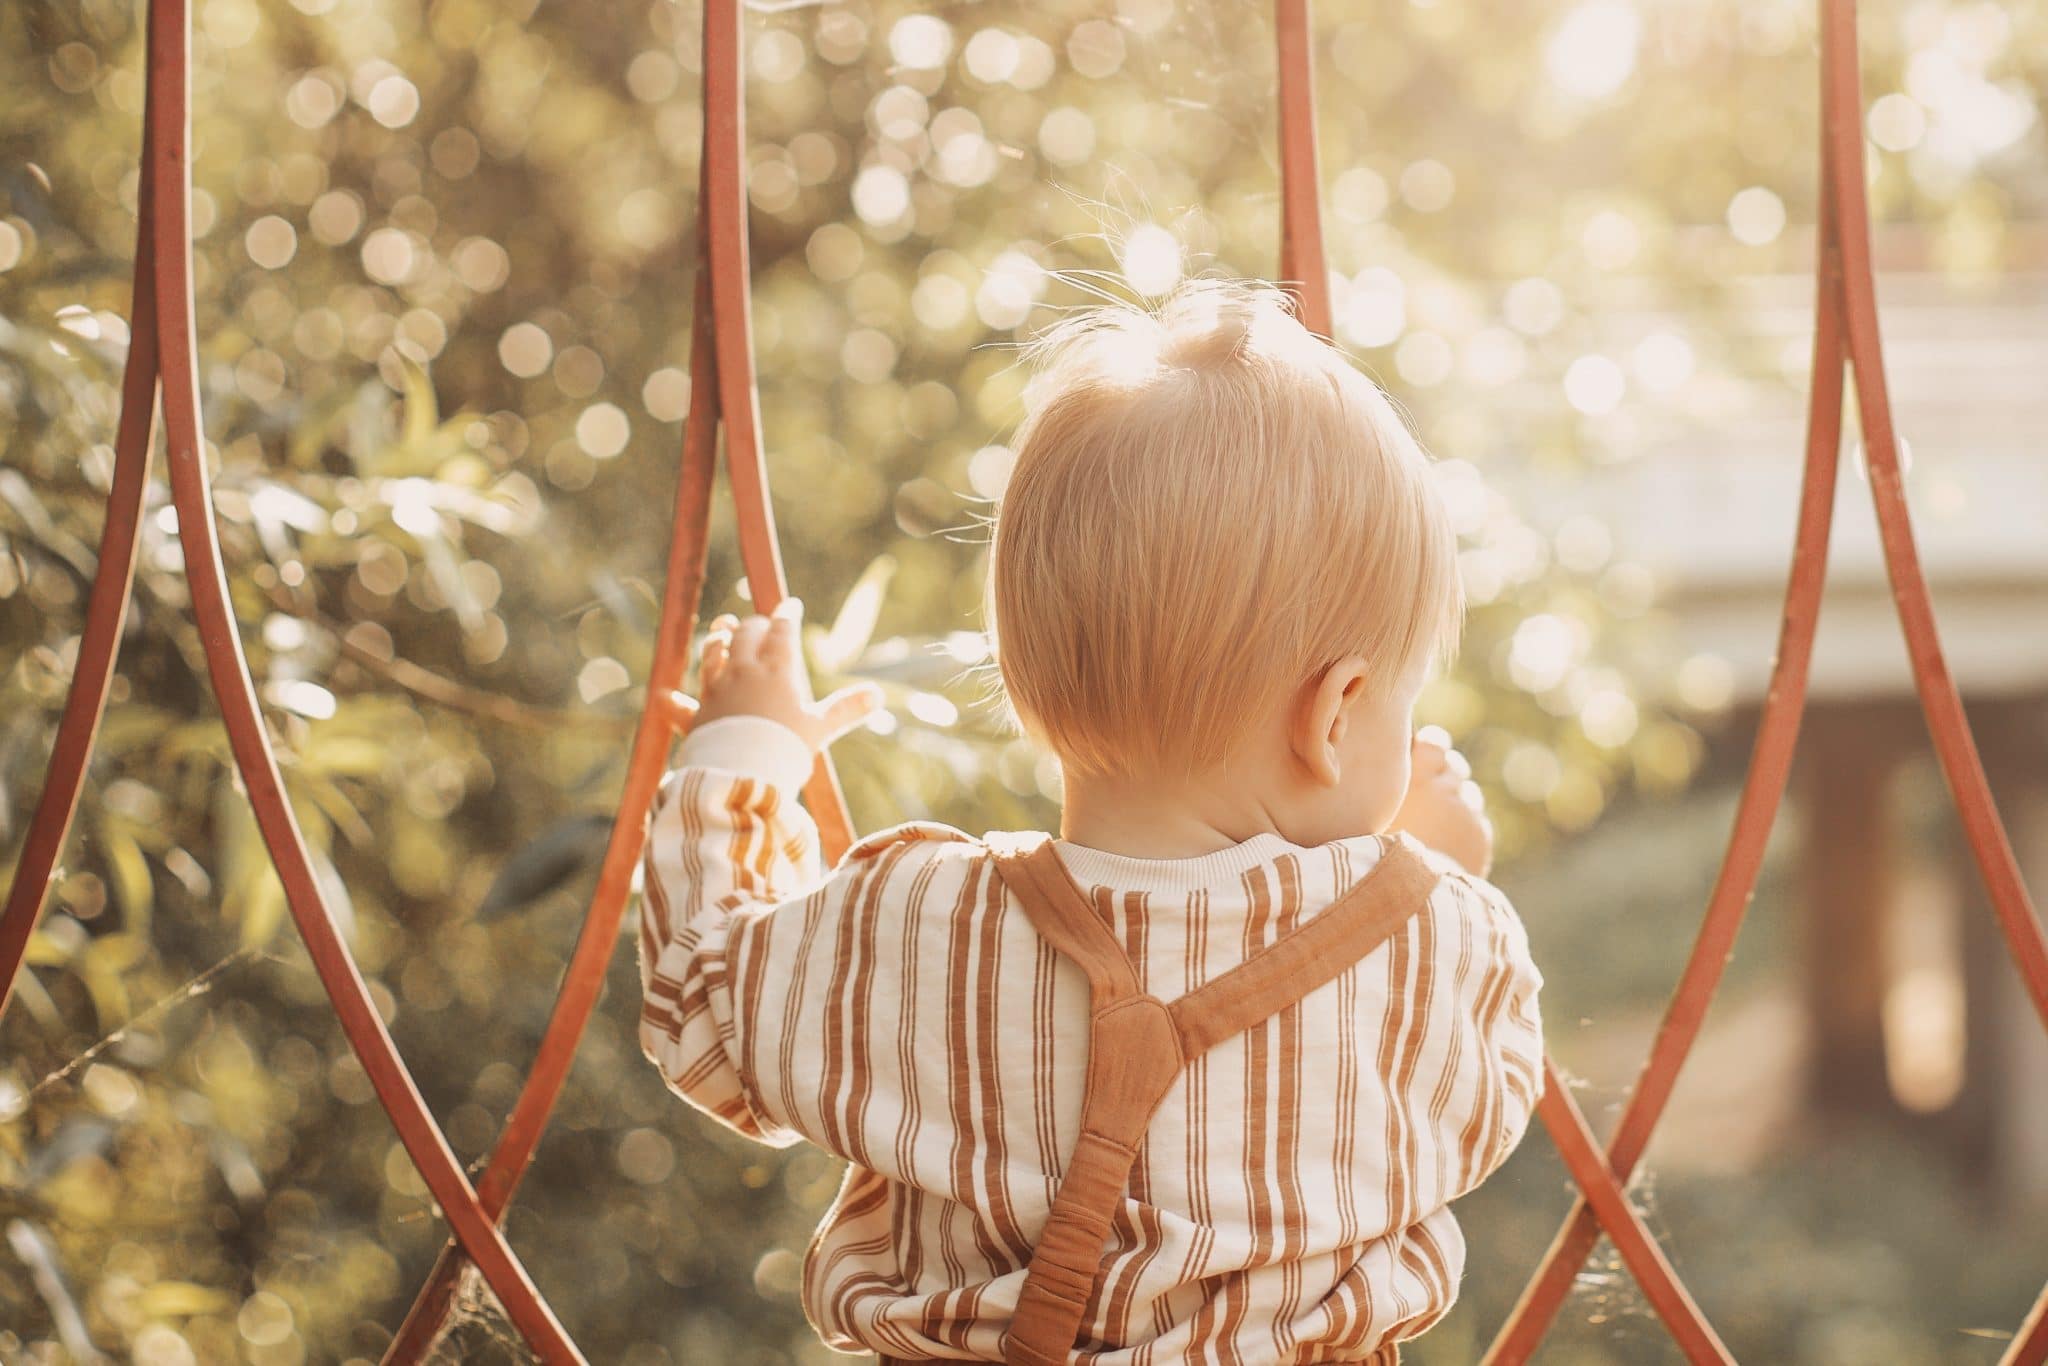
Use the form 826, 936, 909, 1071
1119, 224, 1184, 298
1545, 1, 1640, 100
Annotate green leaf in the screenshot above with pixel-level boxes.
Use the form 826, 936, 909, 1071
137, 1281, 237, 1317
22, 929, 73, 968
299, 774, 375, 849
162, 719, 232, 763
78, 955, 130, 1028
399, 355, 439, 447
100, 820, 153, 936
83, 931, 147, 974
236, 865, 288, 950
815, 554, 897, 672
94, 706, 184, 759
298, 733, 388, 779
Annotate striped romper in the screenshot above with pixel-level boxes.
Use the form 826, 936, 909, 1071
639, 716, 1544, 1364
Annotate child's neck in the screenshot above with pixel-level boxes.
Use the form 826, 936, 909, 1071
1058, 766, 1284, 861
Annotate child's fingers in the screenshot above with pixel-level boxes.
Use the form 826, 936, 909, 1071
1415, 724, 1452, 751
761, 597, 804, 662
702, 613, 738, 656
814, 681, 884, 741
1410, 734, 1448, 776
700, 620, 734, 684
1458, 779, 1486, 813
1444, 747, 1472, 781
731, 613, 774, 663
656, 689, 699, 733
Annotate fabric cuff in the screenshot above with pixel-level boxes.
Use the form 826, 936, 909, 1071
677, 715, 814, 792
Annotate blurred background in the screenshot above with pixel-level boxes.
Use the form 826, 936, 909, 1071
3, 0, 2046, 1361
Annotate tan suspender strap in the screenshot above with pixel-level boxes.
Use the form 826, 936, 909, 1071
992, 837, 1144, 1005
989, 837, 1440, 1366
1167, 841, 1439, 1058
990, 841, 1182, 1366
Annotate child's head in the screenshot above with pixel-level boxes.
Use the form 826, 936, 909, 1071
988, 278, 1461, 839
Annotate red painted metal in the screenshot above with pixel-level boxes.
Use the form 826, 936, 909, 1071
1817, 6, 2048, 1034
2012, 1293, 2048, 1366
0, 105, 160, 1023
1480, 53, 1850, 1366
378, 181, 723, 1363
1274, 0, 1333, 338
1483, 3, 2046, 1361
378, 1, 857, 1353
701, 0, 857, 862
1815, 4, 2048, 1358
1534, 1061, 1734, 1363
138, 5, 583, 1359
6, 1, 2043, 1360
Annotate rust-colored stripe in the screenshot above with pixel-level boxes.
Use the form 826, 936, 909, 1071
1434, 888, 1478, 1194
1178, 886, 1221, 1359
821, 841, 909, 1166
945, 860, 1009, 1282
1271, 854, 1309, 1359
893, 855, 940, 1284
777, 878, 842, 1133
1332, 845, 1363, 1258
974, 860, 1032, 1266
1393, 905, 1438, 1227
1214, 865, 1278, 1363
1455, 889, 1517, 1185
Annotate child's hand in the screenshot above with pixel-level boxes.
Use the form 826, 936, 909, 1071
676, 599, 883, 753
1388, 726, 1493, 878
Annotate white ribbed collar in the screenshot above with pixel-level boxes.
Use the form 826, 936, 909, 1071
1050, 831, 1385, 895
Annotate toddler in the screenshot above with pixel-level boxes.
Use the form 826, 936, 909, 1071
638, 280, 1543, 1364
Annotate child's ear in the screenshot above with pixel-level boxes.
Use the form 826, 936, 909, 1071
1291, 656, 1370, 787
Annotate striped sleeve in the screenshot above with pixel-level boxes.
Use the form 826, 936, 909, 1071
1435, 861, 1546, 1195
636, 716, 825, 1146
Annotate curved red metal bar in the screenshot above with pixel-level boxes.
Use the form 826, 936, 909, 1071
0, 112, 160, 1021
382, 1, 861, 1353
137, 4, 582, 1359
1817, 1, 2048, 1033
378, 185, 725, 1364
0, 44, 579, 1362
6, 1, 2040, 1362
2011, 1293, 2048, 1366
1274, 0, 1333, 337
1487, 2, 2046, 1360
702, 0, 856, 862
1534, 1062, 1734, 1363
1481, 55, 1850, 1366
1814, 5, 2048, 1359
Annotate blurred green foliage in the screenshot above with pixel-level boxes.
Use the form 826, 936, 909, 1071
2, 0, 2045, 1361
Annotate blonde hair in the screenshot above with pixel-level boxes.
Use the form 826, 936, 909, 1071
987, 278, 1462, 779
